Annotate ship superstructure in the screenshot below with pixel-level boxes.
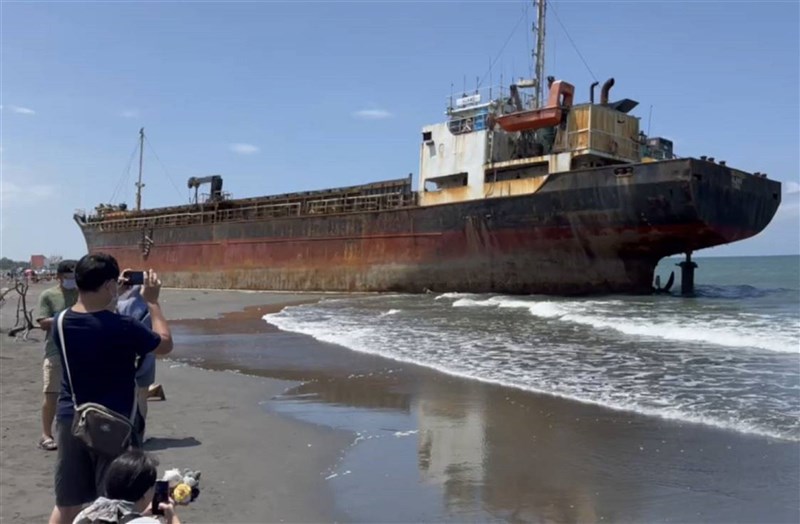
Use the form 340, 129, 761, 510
74, 1, 781, 294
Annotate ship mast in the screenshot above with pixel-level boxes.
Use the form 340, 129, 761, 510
532, 0, 546, 109
135, 127, 145, 211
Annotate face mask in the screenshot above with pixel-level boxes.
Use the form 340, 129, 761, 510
61, 278, 77, 290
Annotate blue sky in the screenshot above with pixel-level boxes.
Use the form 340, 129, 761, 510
2, 0, 798, 261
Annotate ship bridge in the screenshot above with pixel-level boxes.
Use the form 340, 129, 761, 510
418, 78, 644, 206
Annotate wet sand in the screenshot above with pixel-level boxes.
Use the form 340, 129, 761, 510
0, 283, 349, 523
173, 299, 800, 523
2, 282, 798, 523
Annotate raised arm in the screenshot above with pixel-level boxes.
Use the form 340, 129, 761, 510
140, 270, 173, 355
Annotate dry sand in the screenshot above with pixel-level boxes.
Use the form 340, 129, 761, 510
0, 282, 350, 524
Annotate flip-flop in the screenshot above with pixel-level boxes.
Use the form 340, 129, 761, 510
38, 437, 57, 451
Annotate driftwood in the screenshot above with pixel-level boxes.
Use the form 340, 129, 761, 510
0, 286, 14, 308
8, 278, 37, 340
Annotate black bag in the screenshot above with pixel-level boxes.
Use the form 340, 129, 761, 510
58, 311, 136, 457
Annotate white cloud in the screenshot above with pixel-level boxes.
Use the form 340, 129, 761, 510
775, 192, 800, 220
0, 180, 56, 207
120, 109, 140, 119
3, 105, 36, 115
783, 181, 800, 194
352, 108, 393, 120
228, 143, 259, 155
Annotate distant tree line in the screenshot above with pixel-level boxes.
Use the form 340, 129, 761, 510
0, 258, 28, 272
1, 255, 66, 273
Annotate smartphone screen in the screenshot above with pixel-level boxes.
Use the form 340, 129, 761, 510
125, 271, 145, 286
152, 480, 169, 515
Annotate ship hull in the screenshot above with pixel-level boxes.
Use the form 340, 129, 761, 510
77, 159, 781, 295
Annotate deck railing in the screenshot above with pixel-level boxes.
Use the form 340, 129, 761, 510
85, 190, 417, 232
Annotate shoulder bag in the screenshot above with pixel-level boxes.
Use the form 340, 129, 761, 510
58, 310, 136, 457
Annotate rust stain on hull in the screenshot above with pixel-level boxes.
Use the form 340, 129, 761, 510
77, 159, 782, 295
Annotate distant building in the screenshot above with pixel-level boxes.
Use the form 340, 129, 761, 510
30, 254, 46, 270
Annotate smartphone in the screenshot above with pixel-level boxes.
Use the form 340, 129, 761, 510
152, 480, 169, 516
124, 271, 145, 286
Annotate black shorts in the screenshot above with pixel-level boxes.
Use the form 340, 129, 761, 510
54, 418, 113, 507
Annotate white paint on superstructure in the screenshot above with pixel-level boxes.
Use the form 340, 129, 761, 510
419, 123, 489, 205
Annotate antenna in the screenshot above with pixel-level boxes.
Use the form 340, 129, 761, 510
647, 105, 654, 135
489, 57, 493, 99
135, 127, 145, 211
532, 0, 547, 109
551, 21, 556, 76
512, 56, 515, 85
450, 82, 454, 110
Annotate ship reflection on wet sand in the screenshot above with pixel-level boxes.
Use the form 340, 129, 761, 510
170, 311, 799, 523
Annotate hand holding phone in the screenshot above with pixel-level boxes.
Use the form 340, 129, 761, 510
123, 270, 145, 286
140, 269, 163, 304
152, 480, 169, 516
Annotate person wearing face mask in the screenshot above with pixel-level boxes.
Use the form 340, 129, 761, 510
48, 253, 174, 524
36, 259, 80, 451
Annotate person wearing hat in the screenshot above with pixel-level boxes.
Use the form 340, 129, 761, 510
36, 259, 79, 451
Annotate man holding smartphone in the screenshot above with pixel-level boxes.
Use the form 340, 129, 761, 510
48, 254, 173, 524
117, 280, 159, 445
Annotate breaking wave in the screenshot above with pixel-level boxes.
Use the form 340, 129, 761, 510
451, 296, 799, 354
266, 271, 800, 442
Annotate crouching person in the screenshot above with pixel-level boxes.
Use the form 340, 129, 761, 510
73, 449, 181, 524
49, 254, 173, 524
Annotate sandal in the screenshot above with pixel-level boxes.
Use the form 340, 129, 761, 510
147, 384, 166, 401
38, 437, 57, 451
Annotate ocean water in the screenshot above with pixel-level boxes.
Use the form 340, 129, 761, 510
266, 255, 800, 441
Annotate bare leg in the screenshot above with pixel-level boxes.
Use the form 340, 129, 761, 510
42, 393, 58, 440
49, 505, 82, 524
137, 387, 149, 421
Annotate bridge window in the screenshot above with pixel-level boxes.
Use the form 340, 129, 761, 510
448, 113, 488, 135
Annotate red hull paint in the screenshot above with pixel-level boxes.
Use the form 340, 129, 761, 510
77, 159, 782, 295
87, 223, 762, 294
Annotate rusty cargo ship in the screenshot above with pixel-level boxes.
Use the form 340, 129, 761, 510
74, 3, 781, 295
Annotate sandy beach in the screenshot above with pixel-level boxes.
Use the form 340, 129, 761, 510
2, 281, 798, 523
0, 282, 350, 524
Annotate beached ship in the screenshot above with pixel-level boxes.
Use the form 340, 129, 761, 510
74, 1, 780, 295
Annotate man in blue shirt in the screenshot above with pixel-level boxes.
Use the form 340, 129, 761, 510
48, 254, 173, 524
117, 284, 158, 444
